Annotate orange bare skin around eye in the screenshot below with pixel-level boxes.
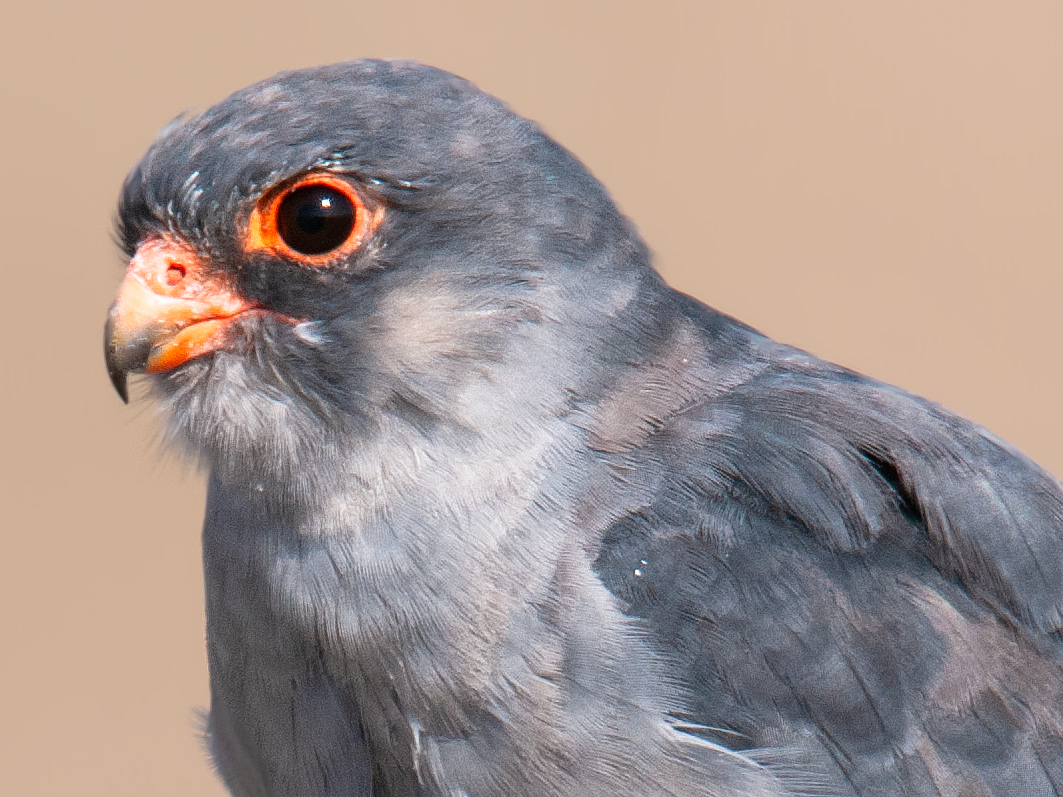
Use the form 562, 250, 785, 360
244, 173, 383, 266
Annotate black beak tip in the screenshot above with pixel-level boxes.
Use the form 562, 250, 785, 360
109, 366, 130, 404
104, 321, 130, 404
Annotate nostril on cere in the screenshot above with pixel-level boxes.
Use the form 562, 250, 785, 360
165, 263, 186, 285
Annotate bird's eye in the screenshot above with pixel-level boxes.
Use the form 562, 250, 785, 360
276, 184, 355, 255
244, 174, 380, 265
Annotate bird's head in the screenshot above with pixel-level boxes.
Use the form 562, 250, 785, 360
106, 60, 659, 489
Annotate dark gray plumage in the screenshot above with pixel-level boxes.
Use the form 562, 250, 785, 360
107, 60, 1063, 796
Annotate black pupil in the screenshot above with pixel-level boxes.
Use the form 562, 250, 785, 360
276, 184, 356, 256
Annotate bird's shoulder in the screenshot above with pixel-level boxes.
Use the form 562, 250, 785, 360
589, 289, 1063, 638
587, 291, 1063, 794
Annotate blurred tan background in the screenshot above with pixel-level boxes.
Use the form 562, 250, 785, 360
2, 1, 1061, 794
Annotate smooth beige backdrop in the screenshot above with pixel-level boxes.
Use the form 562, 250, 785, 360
2, 2, 1061, 794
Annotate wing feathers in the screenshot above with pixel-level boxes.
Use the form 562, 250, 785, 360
711, 360, 1063, 636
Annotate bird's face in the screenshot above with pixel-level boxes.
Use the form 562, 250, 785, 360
105, 60, 650, 493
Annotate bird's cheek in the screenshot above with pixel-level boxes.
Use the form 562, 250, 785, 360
104, 237, 258, 402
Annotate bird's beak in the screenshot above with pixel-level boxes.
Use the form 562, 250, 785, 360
104, 237, 255, 403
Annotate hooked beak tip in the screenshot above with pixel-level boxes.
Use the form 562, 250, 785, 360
109, 366, 130, 404
104, 319, 130, 404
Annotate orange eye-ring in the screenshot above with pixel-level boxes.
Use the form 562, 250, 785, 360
245, 174, 381, 265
